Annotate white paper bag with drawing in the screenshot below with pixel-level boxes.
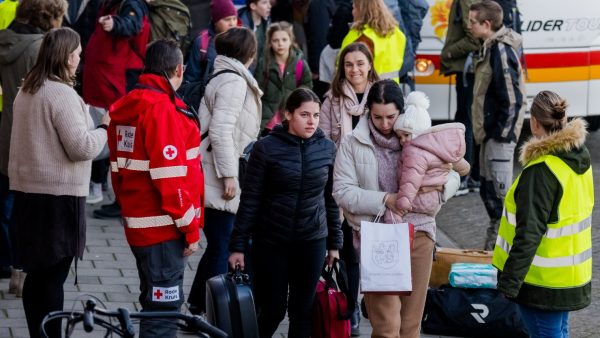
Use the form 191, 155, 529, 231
360, 213, 413, 293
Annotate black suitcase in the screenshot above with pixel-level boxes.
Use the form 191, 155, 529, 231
422, 285, 529, 338
206, 267, 259, 338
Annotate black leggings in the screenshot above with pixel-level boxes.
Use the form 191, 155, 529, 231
252, 238, 326, 338
23, 256, 73, 338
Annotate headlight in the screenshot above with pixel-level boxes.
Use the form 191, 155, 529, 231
414, 58, 434, 76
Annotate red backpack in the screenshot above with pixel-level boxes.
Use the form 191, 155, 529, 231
312, 259, 352, 338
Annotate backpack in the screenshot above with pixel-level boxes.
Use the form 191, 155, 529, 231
147, 0, 192, 56
492, 0, 522, 33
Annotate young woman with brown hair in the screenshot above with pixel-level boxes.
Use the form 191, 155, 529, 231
9, 27, 108, 338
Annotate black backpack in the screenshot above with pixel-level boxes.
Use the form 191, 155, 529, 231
492, 0, 522, 33
176, 69, 239, 114
147, 0, 192, 56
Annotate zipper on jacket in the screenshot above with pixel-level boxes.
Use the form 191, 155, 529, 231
293, 140, 305, 234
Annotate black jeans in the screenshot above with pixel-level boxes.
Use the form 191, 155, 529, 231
455, 72, 480, 181
188, 208, 235, 312
340, 220, 359, 310
23, 256, 73, 338
91, 159, 109, 185
252, 238, 326, 338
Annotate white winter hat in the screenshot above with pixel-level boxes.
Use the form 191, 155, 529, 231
394, 91, 432, 136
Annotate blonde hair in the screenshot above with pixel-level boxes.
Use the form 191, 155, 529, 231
530, 91, 568, 133
352, 0, 399, 37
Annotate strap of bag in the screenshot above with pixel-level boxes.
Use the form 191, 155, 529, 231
295, 59, 303, 87
201, 69, 246, 152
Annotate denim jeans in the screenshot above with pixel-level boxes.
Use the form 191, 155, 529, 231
0, 173, 15, 268
187, 208, 235, 312
518, 304, 569, 338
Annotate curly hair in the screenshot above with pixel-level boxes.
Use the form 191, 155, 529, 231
16, 0, 67, 32
352, 0, 399, 37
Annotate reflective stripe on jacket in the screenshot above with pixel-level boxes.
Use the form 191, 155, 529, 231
493, 154, 593, 288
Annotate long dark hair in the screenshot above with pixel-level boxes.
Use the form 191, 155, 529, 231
331, 42, 379, 99
366, 79, 404, 112
21, 27, 80, 94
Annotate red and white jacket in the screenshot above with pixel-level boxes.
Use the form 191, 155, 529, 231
108, 74, 204, 247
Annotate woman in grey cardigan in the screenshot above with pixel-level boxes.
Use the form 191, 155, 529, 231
8, 27, 108, 338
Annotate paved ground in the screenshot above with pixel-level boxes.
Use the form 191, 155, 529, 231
1, 128, 599, 337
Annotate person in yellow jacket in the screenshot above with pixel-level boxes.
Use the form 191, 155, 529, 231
340, 0, 406, 84
0, 0, 17, 29
493, 91, 593, 338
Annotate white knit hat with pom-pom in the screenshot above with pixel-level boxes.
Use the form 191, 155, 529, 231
393, 91, 432, 136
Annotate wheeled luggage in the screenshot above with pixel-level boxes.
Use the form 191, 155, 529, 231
422, 285, 529, 338
429, 247, 492, 287
206, 267, 259, 338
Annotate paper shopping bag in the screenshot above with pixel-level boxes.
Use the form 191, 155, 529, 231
360, 220, 413, 293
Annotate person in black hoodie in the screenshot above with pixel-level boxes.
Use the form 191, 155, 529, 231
229, 87, 343, 338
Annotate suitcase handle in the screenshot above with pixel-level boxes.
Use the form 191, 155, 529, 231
228, 264, 251, 284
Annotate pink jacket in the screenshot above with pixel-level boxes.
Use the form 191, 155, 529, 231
396, 123, 470, 215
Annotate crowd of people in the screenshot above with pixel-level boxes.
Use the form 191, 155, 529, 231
0, 0, 594, 337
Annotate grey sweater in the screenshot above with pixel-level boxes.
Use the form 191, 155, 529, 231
9, 80, 107, 196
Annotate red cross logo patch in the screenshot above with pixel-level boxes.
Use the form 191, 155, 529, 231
163, 145, 177, 160
151, 286, 179, 302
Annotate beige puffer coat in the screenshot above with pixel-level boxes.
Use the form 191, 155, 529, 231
199, 55, 263, 213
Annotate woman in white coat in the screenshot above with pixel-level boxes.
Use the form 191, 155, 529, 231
188, 27, 263, 314
333, 79, 458, 338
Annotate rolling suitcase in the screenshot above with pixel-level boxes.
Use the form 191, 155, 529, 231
429, 247, 493, 287
206, 267, 259, 338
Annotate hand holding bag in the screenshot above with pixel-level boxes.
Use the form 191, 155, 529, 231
312, 259, 352, 338
360, 207, 414, 293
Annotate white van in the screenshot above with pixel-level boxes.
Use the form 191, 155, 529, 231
413, 0, 600, 129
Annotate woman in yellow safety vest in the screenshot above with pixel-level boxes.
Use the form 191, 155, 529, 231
340, 0, 406, 84
493, 91, 593, 338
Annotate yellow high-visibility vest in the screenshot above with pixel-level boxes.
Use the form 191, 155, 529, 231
340, 25, 406, 84
0, 0, 17, 30
493, 154, 594, 288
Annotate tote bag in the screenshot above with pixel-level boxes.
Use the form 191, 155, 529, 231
360, 209, 413, 293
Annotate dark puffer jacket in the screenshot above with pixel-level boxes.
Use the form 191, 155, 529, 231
229, 125, 343, 252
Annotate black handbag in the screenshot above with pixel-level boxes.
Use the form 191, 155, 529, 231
422, 285, 529, 338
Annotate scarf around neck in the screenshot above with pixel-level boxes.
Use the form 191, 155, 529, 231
368, 117, 401, 193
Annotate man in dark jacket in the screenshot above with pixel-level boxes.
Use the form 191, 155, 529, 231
441, 0, 481, 196
469, 0, 525, 250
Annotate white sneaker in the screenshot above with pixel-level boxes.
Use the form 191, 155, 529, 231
86, 182, 103, 204
454, 180, 469, 197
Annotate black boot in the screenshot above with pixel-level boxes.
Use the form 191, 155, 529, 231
93, 202, 121, 219
350, 304, 360, 336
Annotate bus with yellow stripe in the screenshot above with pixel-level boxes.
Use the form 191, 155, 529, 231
414, 0, 600, 129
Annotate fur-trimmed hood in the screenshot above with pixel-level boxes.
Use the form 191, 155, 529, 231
519, 118, 590, 172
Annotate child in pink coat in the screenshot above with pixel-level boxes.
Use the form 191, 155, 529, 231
384, 91, 470, 224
